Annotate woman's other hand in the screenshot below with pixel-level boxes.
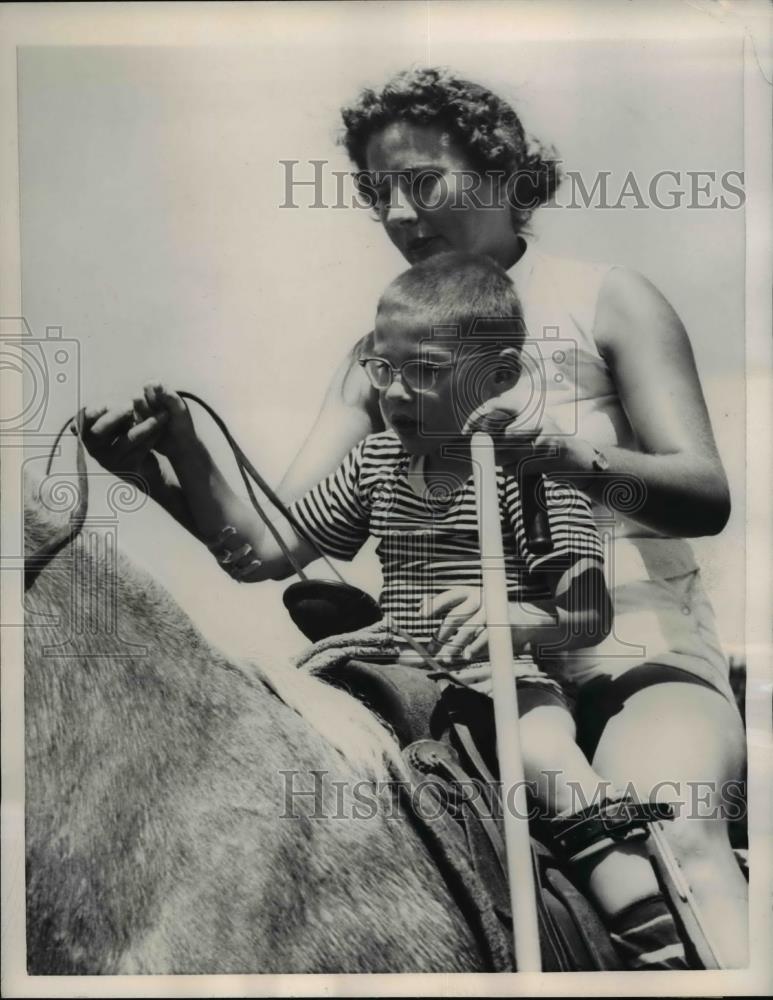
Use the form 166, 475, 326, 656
463, 388, 592, 477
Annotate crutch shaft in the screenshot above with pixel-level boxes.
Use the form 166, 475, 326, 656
472, 431, 542, 972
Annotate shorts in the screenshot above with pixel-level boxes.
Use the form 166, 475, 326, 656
468, 662, 738, 780
448, 568, 740, 764
554, 569, 736, 704
561, 662, 738, 762
464, 656, 573, 713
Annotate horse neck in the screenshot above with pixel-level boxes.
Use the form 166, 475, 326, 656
24, 516, 482, 973
24, 525, 310, 792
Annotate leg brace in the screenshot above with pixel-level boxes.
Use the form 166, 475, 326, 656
549, 793, 724, 969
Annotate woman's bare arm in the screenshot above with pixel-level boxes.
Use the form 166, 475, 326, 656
277, 336, 382, 504
467, 268, 730, 538
586, 267, 730, 536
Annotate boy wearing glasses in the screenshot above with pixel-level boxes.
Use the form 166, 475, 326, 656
134, 252, 691, 970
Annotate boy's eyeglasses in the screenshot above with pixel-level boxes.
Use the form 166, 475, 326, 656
358, 357, 454, 394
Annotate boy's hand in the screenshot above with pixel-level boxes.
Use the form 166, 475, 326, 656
133, 382, 197, 460
424, 587, 555, 664
422, 587, 486, 665
77, 402, 169, 488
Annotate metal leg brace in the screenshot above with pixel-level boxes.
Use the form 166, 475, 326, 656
550, 795, 724, 969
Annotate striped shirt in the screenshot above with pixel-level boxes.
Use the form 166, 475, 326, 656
290, 431, 603, 645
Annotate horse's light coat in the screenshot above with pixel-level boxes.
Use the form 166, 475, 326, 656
24, 482, 484, 973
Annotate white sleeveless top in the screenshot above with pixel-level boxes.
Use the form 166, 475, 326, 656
508, 242, 733, 696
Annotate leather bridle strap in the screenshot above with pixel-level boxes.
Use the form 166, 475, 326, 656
24, 414, 89, 591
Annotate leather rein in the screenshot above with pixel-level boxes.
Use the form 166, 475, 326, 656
24, 417, 89, 592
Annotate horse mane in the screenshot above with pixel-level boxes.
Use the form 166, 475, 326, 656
240, 651, 407, 782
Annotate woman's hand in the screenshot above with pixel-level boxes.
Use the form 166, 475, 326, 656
462, 390, 594, 476
422, 587, 547, 665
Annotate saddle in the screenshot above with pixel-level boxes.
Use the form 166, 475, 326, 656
311, 657, 624, 972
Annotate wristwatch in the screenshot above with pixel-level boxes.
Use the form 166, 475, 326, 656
590, 447, 609, 472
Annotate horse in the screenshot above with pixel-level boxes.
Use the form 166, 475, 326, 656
24, 476, 496, 974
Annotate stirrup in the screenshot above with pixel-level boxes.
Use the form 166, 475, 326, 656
548, 793, 725, 970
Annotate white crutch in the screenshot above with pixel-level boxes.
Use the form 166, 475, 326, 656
471, 431, 542, 972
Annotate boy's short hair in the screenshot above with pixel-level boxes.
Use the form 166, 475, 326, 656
376, 251, 525, 353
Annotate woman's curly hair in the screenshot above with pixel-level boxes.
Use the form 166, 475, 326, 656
340, 66, 562, 230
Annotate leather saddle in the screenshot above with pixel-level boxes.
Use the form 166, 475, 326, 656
312, 658, 623, 971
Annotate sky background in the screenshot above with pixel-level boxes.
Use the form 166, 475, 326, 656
16, 4, 747, 665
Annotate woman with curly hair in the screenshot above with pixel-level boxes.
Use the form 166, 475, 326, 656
82, 66, 747, 968
284, 71, 747, 968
